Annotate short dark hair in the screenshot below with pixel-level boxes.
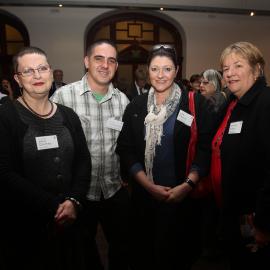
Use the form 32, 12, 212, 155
147, 45, 178, 68
12, 46, 48, 73
135, 68, 148, 81
86, 39, 118, 59
53, 69, 63, 75
189, 74, 201, 83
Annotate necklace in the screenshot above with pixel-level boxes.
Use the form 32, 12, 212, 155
21, 96, 54, 118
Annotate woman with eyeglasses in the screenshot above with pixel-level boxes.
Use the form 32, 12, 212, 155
116, 45, 214, 270
200, 69, 228, 113
0, 46, 92, 269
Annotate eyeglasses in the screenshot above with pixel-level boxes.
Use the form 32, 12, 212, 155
17, 65, 51, 77
150, 66, 175, 75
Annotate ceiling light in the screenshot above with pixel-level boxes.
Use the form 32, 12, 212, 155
160, 7, 164, 11
250, 11, 255, 16
58, 4, 63, 7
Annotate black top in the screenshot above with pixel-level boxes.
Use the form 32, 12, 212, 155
0, 98, 91, 225
15, 101, 74, 197
220, 77, 270, 232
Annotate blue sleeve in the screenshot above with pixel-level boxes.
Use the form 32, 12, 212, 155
130, 162, 144, 176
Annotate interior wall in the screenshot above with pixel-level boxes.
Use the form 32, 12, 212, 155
167, 10, 270, 80
2, 6, 270, 83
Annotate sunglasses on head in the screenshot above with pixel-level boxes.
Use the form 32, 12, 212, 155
151, 44, 176, 52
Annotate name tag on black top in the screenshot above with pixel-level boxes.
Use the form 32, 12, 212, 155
228, 121, 243, 134
177, 110, 194, 127
36, 135, 59, 150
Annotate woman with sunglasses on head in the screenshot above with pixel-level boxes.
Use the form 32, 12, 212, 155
0, 46, 92, 270
211, 42, 270, 270
116, 45, 215, 270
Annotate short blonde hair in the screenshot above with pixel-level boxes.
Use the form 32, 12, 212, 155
220, 41, 265, 75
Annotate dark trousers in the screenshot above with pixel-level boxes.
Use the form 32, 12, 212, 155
129, 192, 201, 270
83, 187, 130, 270
1, 219, 96, 270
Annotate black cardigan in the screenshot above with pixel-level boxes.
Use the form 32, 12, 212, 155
0, 99, 91, 223
220, 77, 270, 232
116, 89, 215, 185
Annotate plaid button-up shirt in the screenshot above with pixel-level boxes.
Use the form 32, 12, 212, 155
51, 74, 129, 201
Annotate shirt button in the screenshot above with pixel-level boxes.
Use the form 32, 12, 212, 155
56, 174, 63, 180
54, 157, 60, 163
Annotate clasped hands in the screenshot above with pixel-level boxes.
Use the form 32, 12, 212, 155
147, 182, 192, 203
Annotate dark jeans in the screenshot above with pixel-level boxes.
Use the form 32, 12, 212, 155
83, 187, 130, 270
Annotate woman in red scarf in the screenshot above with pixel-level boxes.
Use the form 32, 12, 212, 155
211, 41, 270, 269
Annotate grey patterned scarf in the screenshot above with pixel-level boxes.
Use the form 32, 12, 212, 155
144, 83, 181, 182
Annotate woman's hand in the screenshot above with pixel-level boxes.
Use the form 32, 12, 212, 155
244, 213, 270, 248
147, 183, 171, 201
254, 228, 270, 248
134, 170, 171, 201
166, 182, 192, 203
54, 200, 77, 226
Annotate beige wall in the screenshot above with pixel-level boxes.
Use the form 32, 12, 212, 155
3, 6, 270, 83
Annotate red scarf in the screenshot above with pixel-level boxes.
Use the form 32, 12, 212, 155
186, 91, 197, 175
186, 91, 213, 198
211, 99, 237, 206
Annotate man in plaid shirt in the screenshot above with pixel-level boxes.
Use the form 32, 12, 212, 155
51, 39, 130, 270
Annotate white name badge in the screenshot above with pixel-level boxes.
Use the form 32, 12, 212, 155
35, 135, 59, 150
228, 121, 243, 134
105, 118, 123, 131
177, 110, 194, 127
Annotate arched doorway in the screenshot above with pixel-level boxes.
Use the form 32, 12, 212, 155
85, 11, 183, 93
0, 9, 29, 79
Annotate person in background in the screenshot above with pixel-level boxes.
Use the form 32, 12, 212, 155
218, 70, 231, 99
1, 78, 14, 101
116, 44, 214, 270
51, 39, 130, 270
181, 78, 191, 91
127, 67, 150, 100
49, 69, 66, 97
0, 86, 8, 104
0, 46, 91, 270
211, 41, 270, 270
189, 73, 202, 92
197, 68, 229, 260
200, 69, 228, 114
